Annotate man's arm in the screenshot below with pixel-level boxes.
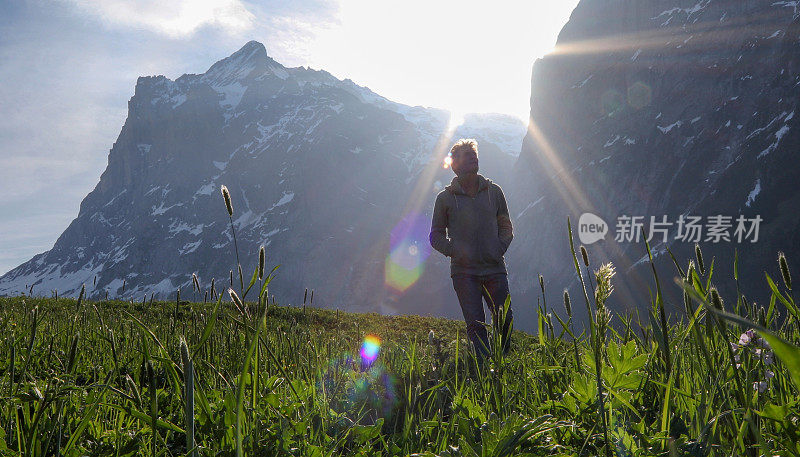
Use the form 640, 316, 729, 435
496, 186, 513, 254
429, 193, 454, 257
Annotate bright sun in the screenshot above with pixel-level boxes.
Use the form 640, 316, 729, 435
304, 0, 580, 123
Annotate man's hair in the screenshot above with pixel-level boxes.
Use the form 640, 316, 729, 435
450, 138, 478, 160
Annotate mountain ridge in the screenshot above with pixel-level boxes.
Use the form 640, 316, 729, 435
0, 40, 525, 325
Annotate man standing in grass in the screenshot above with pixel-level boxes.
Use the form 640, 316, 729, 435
429, 138, 514, 362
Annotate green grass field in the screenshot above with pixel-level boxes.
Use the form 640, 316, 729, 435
1, 238, 799, 456
2, 188, 798, 456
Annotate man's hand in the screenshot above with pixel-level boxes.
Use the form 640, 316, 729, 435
496, 188, 513, 254
430, 192, 454, 257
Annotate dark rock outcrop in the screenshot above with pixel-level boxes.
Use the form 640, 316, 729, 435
507, 0, 800, 327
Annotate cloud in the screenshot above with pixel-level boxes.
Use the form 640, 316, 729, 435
240, 1, 341, 66
302, 0, 580, 120
63, 0, 256, 37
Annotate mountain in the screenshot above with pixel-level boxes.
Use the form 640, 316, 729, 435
0, 41, 524, 321
10, 0, 797, 334
506, 0, 800, 325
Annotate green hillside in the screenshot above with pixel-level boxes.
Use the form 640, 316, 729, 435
1, 244, 799, 456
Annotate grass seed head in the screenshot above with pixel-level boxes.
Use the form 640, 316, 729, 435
594, 262, 616, 308
220, 185, 233, 216
710, 287, 724, 310
563, 290, 572, 318
228, 288, 245, 315
778, 251, 791, 290
595, 304, 611, 330
539, 274, 544, 294
179, 337, 190, 367
580, 245, 589, 267
258, 245, 265, 280
695, 243, 705, 275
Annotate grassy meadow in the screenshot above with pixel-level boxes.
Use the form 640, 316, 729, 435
0, 189, 798, 456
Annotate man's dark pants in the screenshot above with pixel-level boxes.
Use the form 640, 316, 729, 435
452, 272, 512, 361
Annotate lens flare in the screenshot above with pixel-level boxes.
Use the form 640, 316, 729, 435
627, 81, 652, 109
316, 352, 399, 424
443, 155, 453, 168
600, 89, 625, 116
360, 334, 381, 365
385, 255, 422, 292
385, 211, 432, 293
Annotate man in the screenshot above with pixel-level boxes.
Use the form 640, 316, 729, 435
429, 138, 513, 362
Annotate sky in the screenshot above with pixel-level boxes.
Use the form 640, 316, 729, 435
0, 0, 580, 276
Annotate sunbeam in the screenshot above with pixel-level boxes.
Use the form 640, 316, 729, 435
546, 9, 791, 59
382, 113, 462, 295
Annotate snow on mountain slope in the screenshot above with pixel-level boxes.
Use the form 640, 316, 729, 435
0, 41, 523, 322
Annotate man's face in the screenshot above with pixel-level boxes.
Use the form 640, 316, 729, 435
452, 147, 479, 176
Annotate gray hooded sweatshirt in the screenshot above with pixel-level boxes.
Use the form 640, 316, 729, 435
429, 174, 513, 277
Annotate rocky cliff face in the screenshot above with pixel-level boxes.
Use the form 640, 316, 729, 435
507, 0, 800, 325
0, 41, 524, 320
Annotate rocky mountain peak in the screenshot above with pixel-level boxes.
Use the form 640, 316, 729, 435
203, 40, 277, 86
0, 40, 526, 327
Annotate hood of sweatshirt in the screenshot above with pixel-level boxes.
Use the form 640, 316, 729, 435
445, 174, 492, 196
445, 174, 493, 210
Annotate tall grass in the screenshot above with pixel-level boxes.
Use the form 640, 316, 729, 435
0, 195, 797, 455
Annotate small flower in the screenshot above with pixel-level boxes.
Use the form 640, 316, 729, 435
764, 352, 774, 365
730, 342, 739, 351
594, 262, 616, 306
756, 336, 771, 349
739, 329, 756, 346
753, 381, 768, 393
765, 369, 774, 379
